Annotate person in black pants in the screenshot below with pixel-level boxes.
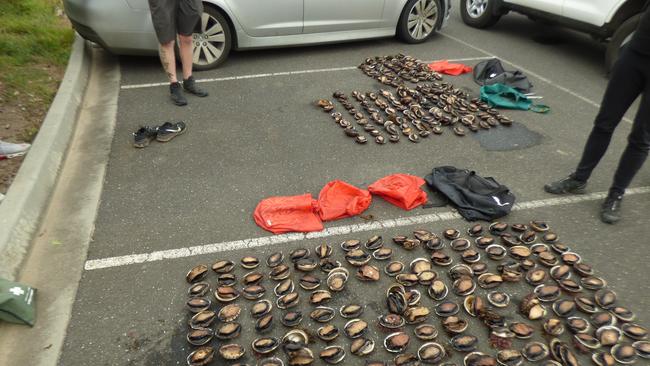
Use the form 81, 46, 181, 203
545, 4, 650, 224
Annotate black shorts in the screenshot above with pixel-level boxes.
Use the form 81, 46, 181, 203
148, 0, 203, 44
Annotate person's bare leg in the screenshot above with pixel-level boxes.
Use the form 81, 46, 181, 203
159, 40, 187, 105
179, 34, 208, 97
178, 34, 193, 80
159, 40, 177, 83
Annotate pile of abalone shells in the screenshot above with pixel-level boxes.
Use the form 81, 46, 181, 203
316, 54, 515, 145
183, 221, 649, 366
358, 54, 443, 86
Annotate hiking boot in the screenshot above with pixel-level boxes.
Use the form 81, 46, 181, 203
544, 174, 587, 194
170, 82, 188, 106
182, 76, 208, 97
156, 121, 187, 142
133, 126, 158, 148
600, 194, 622, 224
0, 140, 31, 159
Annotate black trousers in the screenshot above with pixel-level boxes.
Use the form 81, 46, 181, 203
574, 48, 650, 196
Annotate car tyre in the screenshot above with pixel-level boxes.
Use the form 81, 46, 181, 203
460, 0, 500, 28
397, 0, 442, 44
189, 5, 232, 70
605, 14, 641, 74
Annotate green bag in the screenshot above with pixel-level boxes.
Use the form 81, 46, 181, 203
480, 83, 549, 113
0, 278, 37, 326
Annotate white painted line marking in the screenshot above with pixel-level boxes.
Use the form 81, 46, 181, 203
439, 32, 634, 124
119, 56, 494, 90
430, 56, 494, 62
84, 186, 650, 271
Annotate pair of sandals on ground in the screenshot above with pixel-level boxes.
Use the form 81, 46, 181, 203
133, 121, 186, 148
131, 75, 207, 147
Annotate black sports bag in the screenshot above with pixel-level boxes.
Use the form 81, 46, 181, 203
473, 58, 533, 93
424, 166, 516, 221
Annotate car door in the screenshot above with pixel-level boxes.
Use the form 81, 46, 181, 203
303, 0, 387, 34
506, 0, 563, 16
561, 0, 617, 26
226, 0, 303, 36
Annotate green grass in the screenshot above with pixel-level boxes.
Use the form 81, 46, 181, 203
0, 0, 74, 104
21, 126, 41, 143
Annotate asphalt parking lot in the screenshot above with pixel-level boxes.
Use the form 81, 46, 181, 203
57, 7, 649, 366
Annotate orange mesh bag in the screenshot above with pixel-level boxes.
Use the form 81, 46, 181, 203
317, 180, 372, 221
253, 193, 323, 234
428, 60, 472, 76
368, 174, 428, 210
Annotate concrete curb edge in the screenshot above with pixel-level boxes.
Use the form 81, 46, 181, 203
0, 34, 90, 280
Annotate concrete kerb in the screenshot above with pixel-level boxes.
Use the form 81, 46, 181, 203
0, 34, 90, 280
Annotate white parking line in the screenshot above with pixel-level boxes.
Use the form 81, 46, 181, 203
119, 56, 494, 90
84, 186, 650, 271
439, 32, 634, 124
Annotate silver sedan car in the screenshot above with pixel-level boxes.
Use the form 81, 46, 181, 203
64, 0, 450, 69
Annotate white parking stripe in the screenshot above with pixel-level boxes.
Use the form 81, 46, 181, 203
119, 56, 494, 90
84, 186, 650, 270
439, 32, 634, 124
432, 56, 495, 62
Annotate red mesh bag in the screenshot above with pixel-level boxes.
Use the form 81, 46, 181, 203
317, 180, 372, 221
368, 174, 428, 210
428, 60, 472, 76
253, 193, 323, 234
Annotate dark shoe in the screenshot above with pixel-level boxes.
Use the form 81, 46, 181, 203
600, 195, 622, 224
133, 126, 158, 148
183, 76, 208, 97
156, 121, 187, 142
544, 174, 587, 194
170, 82, 188, 106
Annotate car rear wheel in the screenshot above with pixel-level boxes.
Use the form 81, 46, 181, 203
605, 14, 640, 74
397, 0, 441, 44
191, 6, 232, 70
460, 0, 500, 28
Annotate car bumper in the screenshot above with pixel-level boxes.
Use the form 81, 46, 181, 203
67, 17, 107, 48
64, 0, 159, 54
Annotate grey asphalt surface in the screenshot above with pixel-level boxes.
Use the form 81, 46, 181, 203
59, 6, 650, 366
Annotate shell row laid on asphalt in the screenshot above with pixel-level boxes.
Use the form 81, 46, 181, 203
183, 220, 649, 366
315, 54, 515, 146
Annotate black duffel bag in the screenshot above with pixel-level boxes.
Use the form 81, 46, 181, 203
473, 58, 533, 93
424, 166, 515, 221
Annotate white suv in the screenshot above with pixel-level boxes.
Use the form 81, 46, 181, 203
460, 0, 648, 71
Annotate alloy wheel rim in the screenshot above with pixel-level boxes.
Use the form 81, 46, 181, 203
408, 0, 439, 40
192, 12, 226, 66
466, 0, 488, 19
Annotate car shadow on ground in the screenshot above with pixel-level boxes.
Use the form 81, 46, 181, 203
451, 12, 607, 76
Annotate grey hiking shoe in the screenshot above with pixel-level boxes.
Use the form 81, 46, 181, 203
183, 76, 208, 97
544, 174, 587, 194
0, 140, 31, 159
601, 195, 622, 224
170, 82, 188, 106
